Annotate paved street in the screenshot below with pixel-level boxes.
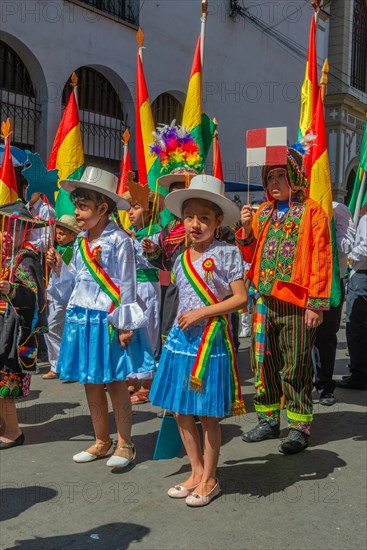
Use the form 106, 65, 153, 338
1, 323, 366, 550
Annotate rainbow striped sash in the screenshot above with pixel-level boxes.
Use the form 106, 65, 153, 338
181, 249, 246, 416
78, 237, 120, 339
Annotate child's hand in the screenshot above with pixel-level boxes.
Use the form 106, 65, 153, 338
0, 281, 11, 295
178, 309, 205, 331
119, 329, 133, 348
142, 238, 157, 254
305, 309, 323, 330
46, 247, 62, 276
240, 205, 253, 236
125, 228, 136, 240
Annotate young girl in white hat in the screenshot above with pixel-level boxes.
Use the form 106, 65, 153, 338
47, 167, 154, 469
149, 174, 248, 507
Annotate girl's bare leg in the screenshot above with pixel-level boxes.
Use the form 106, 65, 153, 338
175, 413, 204, 488
84, 384, 111, 455
194, 416, 221, 495
0, 399, 22, 443
106, 380, 133, 459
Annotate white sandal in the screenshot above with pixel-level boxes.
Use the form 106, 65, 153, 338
73, 439, 113, 463
106, 443, 136, 469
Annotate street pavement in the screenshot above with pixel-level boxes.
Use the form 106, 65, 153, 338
0, 321, 366, 550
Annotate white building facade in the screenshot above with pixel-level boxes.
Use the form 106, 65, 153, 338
1, 0, 366, 201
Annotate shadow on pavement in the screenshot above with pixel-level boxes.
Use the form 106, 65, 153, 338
7, 522, 150, 550
0, 486, 58, 522
220, 448, 347, 497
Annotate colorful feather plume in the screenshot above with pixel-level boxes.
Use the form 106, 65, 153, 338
149, 121, 202, 173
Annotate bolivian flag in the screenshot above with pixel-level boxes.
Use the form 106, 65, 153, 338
309, 89, 341, 307
182, 35, 215, 170
136, 52, 161, 191
0, 122, 18, 204
48, 90, 84, 217
298, 16, 319, 139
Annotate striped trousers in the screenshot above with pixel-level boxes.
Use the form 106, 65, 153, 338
251, 297, 316, 435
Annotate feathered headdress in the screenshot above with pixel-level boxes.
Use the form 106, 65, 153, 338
150, 121, 202, 175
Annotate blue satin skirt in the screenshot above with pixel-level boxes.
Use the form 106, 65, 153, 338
150, 324, 234, 417
57, 306, 155, 384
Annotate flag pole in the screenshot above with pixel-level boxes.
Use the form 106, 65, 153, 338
200, 1, 208, 70
212, 117, 218, 169
137, 27, 144, 62
122, 128, 130, 164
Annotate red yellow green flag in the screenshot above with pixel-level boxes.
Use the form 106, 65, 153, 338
0, 121, 18, 204
298, 15, 319, 178
48, 88, 84, 217
298, 16, 319, 139
309, 89, 341, 307
182, 35, 215, 169
135, 52, 161, 191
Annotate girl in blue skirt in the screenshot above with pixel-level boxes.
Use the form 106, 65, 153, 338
149, 175, 248, 507
47, 167, 154, 469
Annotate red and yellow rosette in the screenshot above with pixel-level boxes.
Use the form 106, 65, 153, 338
284, 219, 295, 237
202, 257, 215, 282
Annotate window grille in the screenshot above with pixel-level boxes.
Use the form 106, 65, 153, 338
151, 93, 183, 126
77, 0, 139, 25
351, 0, 367, 92
0, 41, 41, 150
62, 67, 128, 172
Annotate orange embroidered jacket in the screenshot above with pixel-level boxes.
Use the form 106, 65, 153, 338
236, 199, 332, 310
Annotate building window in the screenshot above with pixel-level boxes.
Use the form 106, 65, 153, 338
62, 67, 127, 172
77, 0, 139, 25
151, 93, 183, 126
0, 41, 41, 149
351, 0, 367, 92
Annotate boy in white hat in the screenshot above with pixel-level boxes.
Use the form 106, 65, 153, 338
47, 167, 154, 468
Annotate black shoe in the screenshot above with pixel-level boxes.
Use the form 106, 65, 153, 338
319, 391, 336, 406
241, 423, 280, 443
0, 432, 25, 450
157, 410, 174, 418
334, 376, 367, 390
279, 429, 308, 454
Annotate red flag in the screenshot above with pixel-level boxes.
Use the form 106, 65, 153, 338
0, 133, 18, 204
213, 134, 224, 181
117, 147, 132, 195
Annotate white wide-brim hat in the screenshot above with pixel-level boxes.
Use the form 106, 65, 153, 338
60, 167, 130, 211
157, 168, 197, 190
164, 174, 240, 226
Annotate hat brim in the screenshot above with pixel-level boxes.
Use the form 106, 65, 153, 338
0, 203, 46, 228
157, 173, 195, 190
60, 179, 130, 211
164, 189, 240, 226
55, 220, 80, 234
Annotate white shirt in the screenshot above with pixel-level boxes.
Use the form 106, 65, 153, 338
27, 198, 56, 252
349, 213, 367, 276
48, 222, 146, 330
333, 201, 356, 277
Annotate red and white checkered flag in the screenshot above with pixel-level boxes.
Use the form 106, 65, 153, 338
246, 127, 287, 167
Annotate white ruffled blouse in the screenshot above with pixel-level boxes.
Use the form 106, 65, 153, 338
173, 241, 245, 327
48, 222, 146, 330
